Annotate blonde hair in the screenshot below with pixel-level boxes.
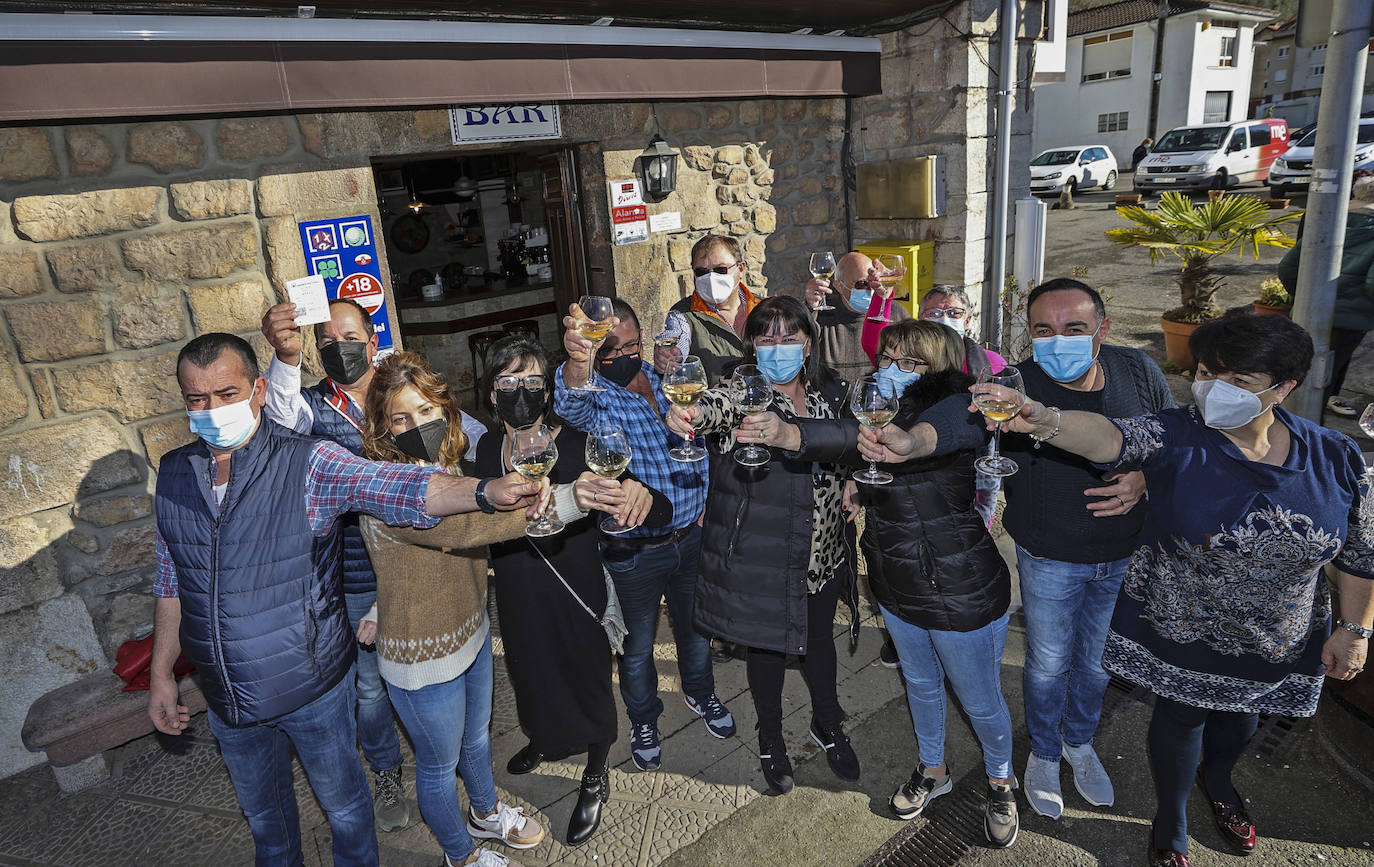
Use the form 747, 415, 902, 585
691, 234, 741, 265
362, 351, 468, 471
877, 320, 965, 374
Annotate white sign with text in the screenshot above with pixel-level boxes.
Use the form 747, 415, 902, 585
450, 104, 562, 144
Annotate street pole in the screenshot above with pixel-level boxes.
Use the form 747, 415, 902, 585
984, 0, 1018, 352
1290, 0, 1373, 421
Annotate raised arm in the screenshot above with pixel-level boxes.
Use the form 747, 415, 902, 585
260, 302, 314, 433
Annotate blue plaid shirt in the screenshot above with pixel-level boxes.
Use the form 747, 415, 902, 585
554, 361, 707, 536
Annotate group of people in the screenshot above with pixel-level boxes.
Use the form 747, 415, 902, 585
145, 231, 1371, 867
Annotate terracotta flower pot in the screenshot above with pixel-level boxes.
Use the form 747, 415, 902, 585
1252, 301, 1291, 317
1160, 316, 1201, 369
1267, 199, 1291, 210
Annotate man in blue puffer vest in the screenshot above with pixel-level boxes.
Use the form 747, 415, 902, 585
148, 333, 543, 867
259, 298, 485, 833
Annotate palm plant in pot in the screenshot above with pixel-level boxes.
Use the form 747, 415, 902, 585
1106, 192, 1300, 368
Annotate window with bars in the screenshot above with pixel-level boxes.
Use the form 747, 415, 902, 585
1097, 111, 1129, 133
1218, 35, 1237, 67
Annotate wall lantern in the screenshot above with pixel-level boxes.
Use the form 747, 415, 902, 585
637, 135, 679, 202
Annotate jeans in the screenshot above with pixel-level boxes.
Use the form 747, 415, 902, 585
208, 668, 378, 867
1147, 696, 1258, 852
345, 589, 403, 775
602, 525, 714, 725
881, 605, 1014, 780
1016, 545, 1129, 762
746, 577, 843, 737
386, 638, 499, 862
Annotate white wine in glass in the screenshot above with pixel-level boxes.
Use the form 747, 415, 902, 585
572, 294, 615, 393
973, 366, 1025, 478
511, 423, 563, 537
664, 355, 708, 462
585, 424, 635, 535
850, 374, 899, 485
731, 364, 772, 468
809, 251, 836, 311
870, 254, 904, 322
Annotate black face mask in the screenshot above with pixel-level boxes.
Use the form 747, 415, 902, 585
393, 418, 447, 463
319, 340, 372, 385
598, 354, 641, 388
494, 386, 546, 430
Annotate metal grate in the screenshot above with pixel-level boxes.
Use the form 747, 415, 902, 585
1251, 713, 1310, 763
861, 767, 988, 867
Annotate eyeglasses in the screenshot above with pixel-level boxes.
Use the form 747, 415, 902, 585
922, 308, 966, 319
494, 374, 545, 392
876, 353, 927, 373
600, 340, 642, 359
692, 263, 739, 278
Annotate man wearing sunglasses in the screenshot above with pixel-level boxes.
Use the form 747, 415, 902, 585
657, 235, 762, 385
807, 251, 911, 384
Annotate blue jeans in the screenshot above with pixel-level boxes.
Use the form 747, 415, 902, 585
386, 638, 498, 862
1015, 546, 1129, 761
881, 605, 1014, 780
602, 525, 714, 725
209, 668, 378, 867
344, 590, 403, 775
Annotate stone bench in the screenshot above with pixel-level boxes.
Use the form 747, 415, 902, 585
22, 670, 206, 793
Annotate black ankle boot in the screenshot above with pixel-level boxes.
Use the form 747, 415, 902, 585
506, 743, 544, 775
568, 763, 609, 846
758, 729, 794, 795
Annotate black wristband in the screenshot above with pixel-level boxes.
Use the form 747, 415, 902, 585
473, 477, 498, 514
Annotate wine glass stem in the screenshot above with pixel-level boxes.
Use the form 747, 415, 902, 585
868, 458, 879, 477
585, 341, 603, 388
990, 422, 1003, 458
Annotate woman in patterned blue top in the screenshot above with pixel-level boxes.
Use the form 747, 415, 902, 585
970, 312, 1372, 867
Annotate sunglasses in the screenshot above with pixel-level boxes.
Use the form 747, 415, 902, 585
692, 263, 739, 278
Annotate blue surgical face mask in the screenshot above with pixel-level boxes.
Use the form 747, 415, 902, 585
754, 343, 806, 384
849, 288, 875, 313
187, 385, 259, 450
876, 365, 921, 398
1031, 326, 1101, 383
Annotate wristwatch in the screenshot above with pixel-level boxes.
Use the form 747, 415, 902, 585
1336, 618, 1373, 639
473, 477, 497, 514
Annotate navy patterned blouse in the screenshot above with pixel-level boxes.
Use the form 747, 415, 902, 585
1101, 406, 1373, 717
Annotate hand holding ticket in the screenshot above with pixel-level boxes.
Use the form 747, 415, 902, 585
287, 275, 331, 327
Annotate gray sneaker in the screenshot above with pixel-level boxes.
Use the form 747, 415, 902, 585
1023, 753, 1063, 819
373, 766, 411, 832
1062, 742, 1115, 807
890, 763, 953, 820
984, 779, 1019, 849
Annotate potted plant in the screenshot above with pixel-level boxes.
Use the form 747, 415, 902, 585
1106, 192, 1301, 368
1253, 277, 1292, 316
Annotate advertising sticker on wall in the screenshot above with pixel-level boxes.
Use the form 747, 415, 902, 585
298, 215, 395, 356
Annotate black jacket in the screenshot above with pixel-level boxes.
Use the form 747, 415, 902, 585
693, 368, 860, 655
792, 369, 1010, 633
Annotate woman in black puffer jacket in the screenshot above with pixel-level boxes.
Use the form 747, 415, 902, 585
783, 320, 1018, 848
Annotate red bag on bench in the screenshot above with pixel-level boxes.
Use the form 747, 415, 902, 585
113, 634, 196, 692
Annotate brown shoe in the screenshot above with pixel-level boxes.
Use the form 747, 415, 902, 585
1147, 844, 1189, 866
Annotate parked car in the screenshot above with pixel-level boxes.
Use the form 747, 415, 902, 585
1133, 118, 1289, 193
1029, 145, 1119, 194
1268, 119, 1374, 196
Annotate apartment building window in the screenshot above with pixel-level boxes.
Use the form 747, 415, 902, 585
1098, 111, 1129, 132
1276, 45, 1290, 58
1218, 34, 1237, 67
1313, 43, 1327, 52
1082, 29, 1133, 81
1203, 90, 1233, 123
1275, 68, 1287, 82
1312, 64, 1326, 76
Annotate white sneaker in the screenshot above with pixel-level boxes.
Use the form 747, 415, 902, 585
1023, 753, 1063, 819
467, 802, 546, 850
453, 849, 522, 867
1062, 742, 1115, 807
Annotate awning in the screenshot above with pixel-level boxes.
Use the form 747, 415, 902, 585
0, 14, 882, 122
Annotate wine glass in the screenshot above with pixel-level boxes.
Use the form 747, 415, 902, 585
663, 355, 708, 463
571, 295, 614, 392
1360, 402, 1374, 438
731, 364, 772, 467
871, 254, 905, 322
972, 366, 1026, 478
511, 423, 563, 537
850, 374, 900, 485
585, 424, 634, 535
809, 251, 836, 311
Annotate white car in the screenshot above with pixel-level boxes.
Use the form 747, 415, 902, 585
1029, 145, 1119, 194
1268, 120, 1374, 196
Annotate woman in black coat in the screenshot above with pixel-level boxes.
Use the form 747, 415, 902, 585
666, 295, 860, 796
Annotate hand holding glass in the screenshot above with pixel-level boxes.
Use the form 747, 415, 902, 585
511, 424, 564, 536
809, 252, 836, 311
851, 374, 900, 484
972, 366, 1025, 478
870, 254, 905, 322
664, 356, 708, 463
730, 364, 772, 467
572, 295, 614, 392
585, 424, 634, 534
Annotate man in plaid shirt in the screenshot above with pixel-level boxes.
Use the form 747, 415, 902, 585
149, 333, 542, 867
554, 299, 735, 775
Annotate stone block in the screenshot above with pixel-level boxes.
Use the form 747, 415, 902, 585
66, 531, 99, 555
46, 243, 123, 293
682, 145, 714, 171
127, 122, 204, 173
216, 117, 290, 161
705, 106, 733, 129
413, 109, 451, 142
0, 418, 139, 517
99, 591, 154, 657
744, 145, 762, 168
752, 202, 778, 234
52, 753, 111, 794
256, 168, 374, 218
0, 595, 106, 777
772, 140, 793, 163
99, 525, 155, 576
297, 114, 327, 157
0, 128, 58, 182
187, 279, 272, 334
13, 188, 161, 243
798, 141, 815, 160
726, 167, 750, 186
781, 100, 807, 121
121, 222, 257, 280
0, 344, 28, 431
66, 129, 115, 177
73, 495, 153, 528
756, 169, 776, 186
793, 199, 831, 226
263, 216, 306, 296
112, 283, 185, 350
739, 101, 761, 125
812, 99, 846, 122
668, 237, 695, 271
140, 417, 195, 469
715, 186, 732, 205
800, 177, 823, 198
761, 101, 778, 123
720, 205, 745, 223
675, 166, 720, 232
712, 162, 731, 179
6, 298, 105, 362
733, 186, 758, 206
0, 516, 60, 616
728, 221, 750, 236
52, 351, 181, 423
715, 146, 744, 165
169, 179, 254, 221
30, 370, 54, 420
0, 248, 43, 297
662, 107, 701, 132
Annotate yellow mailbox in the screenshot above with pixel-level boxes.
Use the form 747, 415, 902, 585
855, 240, 934, 319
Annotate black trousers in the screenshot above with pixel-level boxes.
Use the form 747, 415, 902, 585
1325, 326, 1369, 400
745, 577, 843, 739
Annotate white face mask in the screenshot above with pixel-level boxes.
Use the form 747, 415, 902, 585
694, 271, 736, 306
924, 311, 965, 335
186, 385, 259, 450
1191, 378, 1280, 430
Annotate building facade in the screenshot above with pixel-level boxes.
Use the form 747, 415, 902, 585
1250, 17, 1374, 126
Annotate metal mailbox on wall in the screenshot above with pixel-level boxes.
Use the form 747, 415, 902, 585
856, 155, 946, 219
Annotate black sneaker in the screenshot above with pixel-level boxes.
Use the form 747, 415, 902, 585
879, 635, 901, 669
758, 731, 794, 795
890, 763, 953, 820
809, 719, 860, 781
984, 779, 1019, 848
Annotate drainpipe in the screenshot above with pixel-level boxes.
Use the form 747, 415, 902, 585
985, 0, 1019, 352
1147, 0, 1168, 137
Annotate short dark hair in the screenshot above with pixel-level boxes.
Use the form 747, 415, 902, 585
480, 335, 557, 423
314, 298, 376, 342
611, 297, 639, 331
1189, 309, 1314, 386
743, 294, 827, 389
177, 333, 258, 383
1027, 278, 1106, 323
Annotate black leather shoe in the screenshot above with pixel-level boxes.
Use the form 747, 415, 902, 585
810, 719, 860, 781
758, 731, 794, 795
506, 743, 544, 775
567, 764, 609, 847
